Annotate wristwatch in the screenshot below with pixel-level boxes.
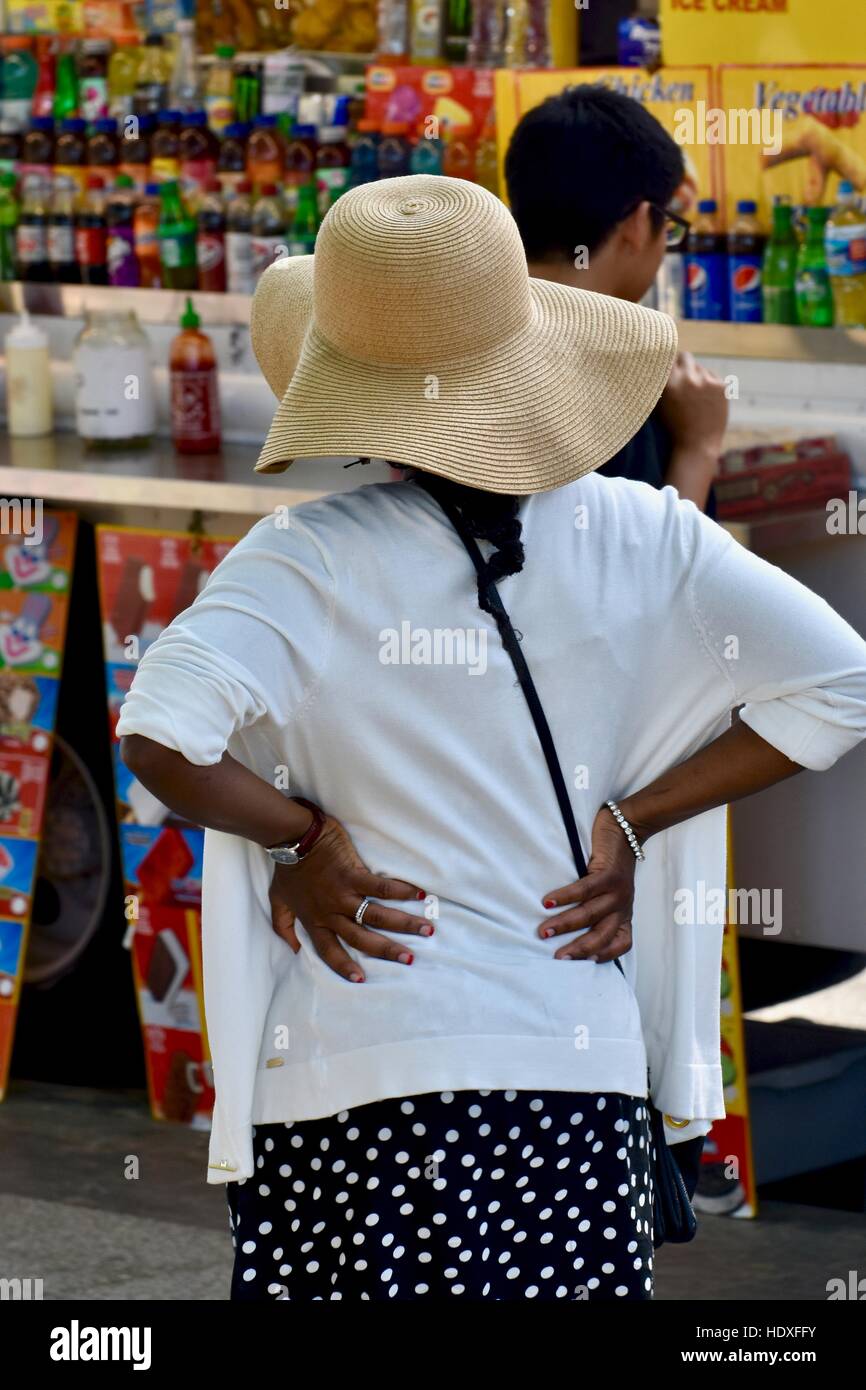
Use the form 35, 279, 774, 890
265, 798, 325, 865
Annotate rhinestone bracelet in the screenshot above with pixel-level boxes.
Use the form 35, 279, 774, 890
604, 799, 646, 862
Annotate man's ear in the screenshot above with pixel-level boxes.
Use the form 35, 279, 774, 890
618, 200, 656, 255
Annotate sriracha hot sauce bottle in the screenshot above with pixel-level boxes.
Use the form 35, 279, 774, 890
169, 297, 221, 454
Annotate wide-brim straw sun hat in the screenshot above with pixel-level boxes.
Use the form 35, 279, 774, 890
250, 174, 678, 495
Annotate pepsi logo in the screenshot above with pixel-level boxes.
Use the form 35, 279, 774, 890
733, 265, 761, 294
687, 262, 708, 291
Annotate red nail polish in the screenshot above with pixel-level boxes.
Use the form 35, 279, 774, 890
349, 972, 364, 983
399, 952, 414, 965
543, 898, 556, 909
416, 890, 427, 900
541, 927, 554, 939
420, 924, 435, 937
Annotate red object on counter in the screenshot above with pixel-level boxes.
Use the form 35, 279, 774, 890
715, 436, 852, 520
169, 297, 221, 455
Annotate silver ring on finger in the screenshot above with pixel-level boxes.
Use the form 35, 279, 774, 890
354, 897, 371, 926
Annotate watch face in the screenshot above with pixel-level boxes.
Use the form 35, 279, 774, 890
269, 845, 300, 865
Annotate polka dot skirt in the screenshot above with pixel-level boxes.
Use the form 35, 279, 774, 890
226, 1089, 655, 1301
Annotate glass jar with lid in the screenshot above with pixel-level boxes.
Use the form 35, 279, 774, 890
73, 308, 156, 449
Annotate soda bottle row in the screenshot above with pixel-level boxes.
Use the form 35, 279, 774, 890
0, 173, 319, 294
682, 187, 866, 328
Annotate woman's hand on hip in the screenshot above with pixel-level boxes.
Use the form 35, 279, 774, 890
268, 814, 431, 982
537, 805, 637, 962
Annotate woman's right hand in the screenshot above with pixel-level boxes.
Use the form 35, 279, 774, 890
537, 805, 637, 962
268, 813, 433, 982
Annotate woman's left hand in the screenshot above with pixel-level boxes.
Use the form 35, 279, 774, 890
536, 805, 637, 962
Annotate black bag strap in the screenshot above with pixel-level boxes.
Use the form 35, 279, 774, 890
433, 492, 592, 877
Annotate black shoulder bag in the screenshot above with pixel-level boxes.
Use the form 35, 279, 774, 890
433, 492, 698, 1250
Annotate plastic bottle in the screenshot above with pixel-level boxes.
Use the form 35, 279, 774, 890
205, 45, 236, 135
5, 309, 52, 438
409, 0, 444, 61
761, 201, 798, 326
108, 36, 140, 121
251, 182, 285, 283
179, 111, 218, 209
247, 114, 285, 193
474, 108, 498, 194
74, 308, 155, 448
349, 119, 379, 188
75, 174, 109, 286
133, 181, 162, 288
226, 179, 254, 293
441, 123, 475, 181
409, 121, 443, 175
134, 35, 169, 117
468, 0, 505, 65
55, 116, 88, 194
16, 176, 51, 281
169, 18, 201, 114
233, 62, 262, 126
0, 37, 38, 133
377, 0, 410, 57
32, 37, 56, 120
170, 297, 221, 455
119, 112, 155, 192
728, 200, 766, 324
87, 117, 119, 187
197, 180, 226, 292
825, 180, 866, 328
289, 181, 318, 257
19, 118, 55, 201
150, 110, 181, 183
106, 173, 140, 287
0, 132, 20, 180
685, 199, 730, 321
157, 178, 197, 290
444, 0, 472, 62
795, 207, 834, 328
53, 46, 79, 122
283, 122, 316, 215
80, 39, 110, 122
218, 122, 250, 200
48, 176, 79, 283
316, 120, 350, 217
378, 121, 410, 179
0, 172, 19, 281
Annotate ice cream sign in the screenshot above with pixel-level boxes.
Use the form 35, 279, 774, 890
660, 0, 860, 66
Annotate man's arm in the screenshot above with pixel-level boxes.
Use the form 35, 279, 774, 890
658, 351, 729, 509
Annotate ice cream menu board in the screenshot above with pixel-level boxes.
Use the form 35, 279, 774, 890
0, 511, 77, 1100
96, 525, 237, 1126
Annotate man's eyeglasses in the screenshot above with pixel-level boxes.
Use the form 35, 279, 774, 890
654, 205, 691, 249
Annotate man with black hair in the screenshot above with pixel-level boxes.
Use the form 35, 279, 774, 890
506, 84, 727, 512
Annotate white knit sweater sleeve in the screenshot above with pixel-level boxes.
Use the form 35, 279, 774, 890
116, 512, 335, 762
684, 505, 866, 768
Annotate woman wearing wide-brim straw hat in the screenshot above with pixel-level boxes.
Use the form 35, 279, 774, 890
119, 176, 866, 1302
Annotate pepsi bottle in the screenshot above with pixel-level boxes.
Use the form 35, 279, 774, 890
685, 199, 730, 321
728, 200, 766, 323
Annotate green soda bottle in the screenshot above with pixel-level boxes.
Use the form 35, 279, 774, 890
288, 182, 318, 256
54, 49, 80, 122
0, 173, 19, 281
762, 202, 798, 325
795, 207, 834, 327
157, 180, 197, 290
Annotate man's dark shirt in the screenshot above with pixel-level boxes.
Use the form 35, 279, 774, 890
599, 409, 718, 519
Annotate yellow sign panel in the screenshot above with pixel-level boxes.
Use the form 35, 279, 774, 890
719, 66, 866, 228
495, 67, 719, 208
660, 0, 864, 67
